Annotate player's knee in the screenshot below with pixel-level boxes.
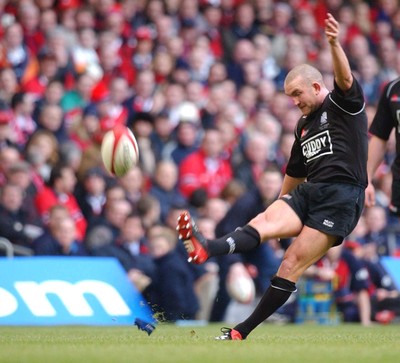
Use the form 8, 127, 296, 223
277, 254, 302, 280
249, 213, 281, 240
250, 206, 302, 239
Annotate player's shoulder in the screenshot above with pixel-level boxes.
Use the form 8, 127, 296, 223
383, 77, 400, 99
294, 115, 308, 139
329, 77, 365, 115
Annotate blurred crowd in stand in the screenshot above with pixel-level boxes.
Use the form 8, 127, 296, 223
0, 0, 400, 324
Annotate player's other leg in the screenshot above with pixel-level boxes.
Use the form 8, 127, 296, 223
227, 227, 337, 340
215, 327, 243, 340
176, 200, 302, 264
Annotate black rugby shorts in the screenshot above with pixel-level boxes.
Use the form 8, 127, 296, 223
280, 182, 365, 245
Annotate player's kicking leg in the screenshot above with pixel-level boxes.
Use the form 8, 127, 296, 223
176, 211, 209, 264
177, 210, 262, 264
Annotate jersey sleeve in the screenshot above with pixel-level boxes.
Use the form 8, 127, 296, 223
285, 133, 307, 178
329, 76, 365, 115
369, 82, 394, 141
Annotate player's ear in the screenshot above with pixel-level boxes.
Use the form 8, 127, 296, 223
312, 82, 322, 95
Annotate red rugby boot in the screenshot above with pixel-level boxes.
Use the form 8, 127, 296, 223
215, 328, 243, 340
176, 211, 209, 264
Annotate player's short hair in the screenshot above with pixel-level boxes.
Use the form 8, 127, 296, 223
285, 64, 325, 87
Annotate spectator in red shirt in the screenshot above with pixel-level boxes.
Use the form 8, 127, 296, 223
132, 26, 155, 72
179, 126, 233, 199
0, 101, 17, 150
201, 3, 224, 59
34, 163, 87, 241
17, 1, 46, 55
94, 76, 129, 134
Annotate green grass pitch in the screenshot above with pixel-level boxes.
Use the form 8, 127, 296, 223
0, 323, 399, 363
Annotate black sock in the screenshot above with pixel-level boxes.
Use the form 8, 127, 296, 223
233, 276, 297, 339
207, 225, 261, 256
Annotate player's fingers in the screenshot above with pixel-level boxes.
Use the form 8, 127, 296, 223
325, 15, 339, 33
364, 199, 372, 207
364, 191, 375, 207
326, 12, 338, 24
325, 22, 338, 33
324, 22, 338, 36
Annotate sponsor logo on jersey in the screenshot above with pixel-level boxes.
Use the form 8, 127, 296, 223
396, 110, 400, 133
320, 111, 328, 125
390, 94, 400, 102
301, 130, 333, 163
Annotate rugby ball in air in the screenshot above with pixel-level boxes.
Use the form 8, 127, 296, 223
226, 264, 256, 305
101, 125, 139, 177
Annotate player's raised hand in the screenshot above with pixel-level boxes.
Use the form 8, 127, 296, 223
324, 13, 339, 45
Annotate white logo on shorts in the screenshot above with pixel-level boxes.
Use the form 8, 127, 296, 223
226, 237, 236, 254
323, 219, 334, 228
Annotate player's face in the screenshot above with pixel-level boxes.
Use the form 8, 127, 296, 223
284, 76, 319, 116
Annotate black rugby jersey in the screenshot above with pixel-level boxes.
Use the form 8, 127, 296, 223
286, 78, 368, 188
369, 78, 400, 178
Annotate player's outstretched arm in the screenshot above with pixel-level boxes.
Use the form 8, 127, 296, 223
325, 13, 353, 91
365, 136, 387, 207
279, 175, 306, 198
